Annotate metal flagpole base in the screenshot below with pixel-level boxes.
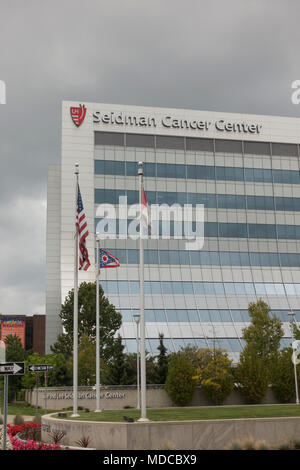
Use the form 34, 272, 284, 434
71, 413, 80, 418
94, 409, 102, 413
137, 417, 150, 422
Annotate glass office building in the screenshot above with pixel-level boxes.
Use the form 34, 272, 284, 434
46, 102, 300, 362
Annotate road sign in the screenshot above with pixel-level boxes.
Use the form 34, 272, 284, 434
0, 362, 25, 376
28, 364, 54, 372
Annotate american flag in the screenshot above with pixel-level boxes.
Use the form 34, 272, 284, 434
140, 186, 152, 237
76, 184, 90, 271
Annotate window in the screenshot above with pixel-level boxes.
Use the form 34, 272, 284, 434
155, 310, 166, 322
126, 161, 137, 176
188, 310, 199, 322
145, 310, 156, 322
194, 283, 205, 295
151, 282, 162, 294
186, 137, 213, 152
167, 310, 178, 322
126, 133, 155, 148
244, 141, 270, 155
94, 131, 125, 146
120, 310, 132, 322
130, 281, 140, 294
272, 142, 298, 157
215, 139, 242, 154
144, 162, 156, 177
156, 135, 184, 150
198, 310, 210, 321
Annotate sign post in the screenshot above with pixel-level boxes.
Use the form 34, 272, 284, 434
44, 372, 48, 415
3, 375, 8, 451
0, 341, 5, 417
0, 362, 25, 450
28, 365, 54, 415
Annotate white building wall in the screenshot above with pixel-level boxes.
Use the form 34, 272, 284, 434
45, 165, 62, 352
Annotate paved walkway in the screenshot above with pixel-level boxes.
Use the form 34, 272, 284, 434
2, 416, 34, 424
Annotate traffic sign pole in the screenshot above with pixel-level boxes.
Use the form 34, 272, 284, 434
2, 375, 8, 450
28, 365, 53, 415
35, 372, 39, 416
0, 361, 24, 450
44, 372, 48, 415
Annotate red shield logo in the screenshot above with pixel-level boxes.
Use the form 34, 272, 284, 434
70, 104, 87, 127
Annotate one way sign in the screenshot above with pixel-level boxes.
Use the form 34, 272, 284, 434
0, 362, 25, 376
28, 364, 54, 372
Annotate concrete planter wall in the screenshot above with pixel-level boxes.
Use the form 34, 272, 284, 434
41, 414, 300, 450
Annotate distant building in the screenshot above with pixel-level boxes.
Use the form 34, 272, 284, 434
0, 314, 45, 355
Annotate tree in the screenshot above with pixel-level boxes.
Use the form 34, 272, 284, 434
22, 352, 72, 389
242, 299, 284, 374
271, 347, 300, 403
152, 333, 169, 384
51, 282, 122, 361
236, 345, 269, 403
77, 333, 96, 386
235, 300, 284, 404
102, 335, 128, 385
5, 334, 26, 362
193, 349, 234, 405
165, 352, 197, 406
4, 335, 26, 401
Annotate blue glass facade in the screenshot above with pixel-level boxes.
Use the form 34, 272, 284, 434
94, 131, 300, 362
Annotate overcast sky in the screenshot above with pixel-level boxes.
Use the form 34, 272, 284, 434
0, 0, 300, 316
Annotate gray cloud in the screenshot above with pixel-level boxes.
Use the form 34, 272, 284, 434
0, 0, 300, 314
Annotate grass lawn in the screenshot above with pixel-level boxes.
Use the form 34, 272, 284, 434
56, 404, 300, 422
2, 404, 57, 416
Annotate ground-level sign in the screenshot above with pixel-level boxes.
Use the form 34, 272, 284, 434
0, 362, 25, 376
28, 364, 54, 372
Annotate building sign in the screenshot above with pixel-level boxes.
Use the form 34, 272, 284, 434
0, 317, 25, 348
92, 110, 262, 134
45, 391, 125, 400
69, 104, 262, 134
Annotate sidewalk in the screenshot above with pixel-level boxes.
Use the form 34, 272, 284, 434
2, 416, 35, 425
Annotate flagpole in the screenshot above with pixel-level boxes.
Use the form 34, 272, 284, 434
138, 161, 149, 422
95, 235, 101, 412
72, 163, 80, 417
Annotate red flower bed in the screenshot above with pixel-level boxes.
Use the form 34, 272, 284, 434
7, 423, 62, 450
7, 422, 40, 437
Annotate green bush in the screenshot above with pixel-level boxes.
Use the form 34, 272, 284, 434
13, 414, 24, 425
33, 413, 42, 424
236, 347, 269, 403
194, 349, 235, 405
227, 438, 268, 450
165, 352, 196, 406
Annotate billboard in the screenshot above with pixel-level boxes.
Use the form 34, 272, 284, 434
0, 317, 26, 348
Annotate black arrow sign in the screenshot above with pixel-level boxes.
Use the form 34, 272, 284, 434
0, 362, 25, 375
28, 364, 54, 372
